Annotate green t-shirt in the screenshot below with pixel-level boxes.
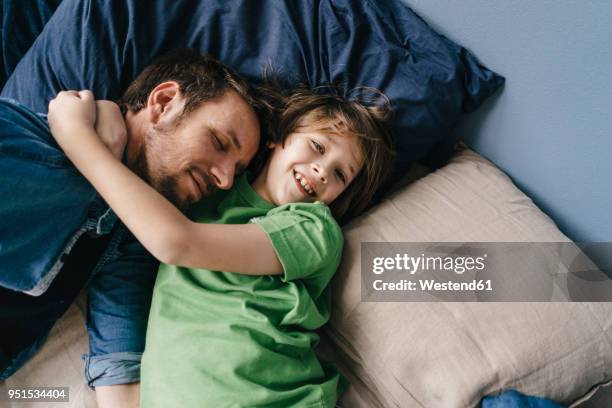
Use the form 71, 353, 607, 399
141, 174, 345, 408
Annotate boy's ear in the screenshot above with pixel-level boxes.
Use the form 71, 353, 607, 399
266, 141, 277, 149
146, 81, 186, 126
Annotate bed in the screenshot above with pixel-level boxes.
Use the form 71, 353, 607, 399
1, 1, 610, 407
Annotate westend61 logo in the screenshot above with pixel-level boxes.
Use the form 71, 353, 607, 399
361, 242, 612, 302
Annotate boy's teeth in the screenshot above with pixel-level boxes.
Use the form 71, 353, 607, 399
300, 179, 313, 193
295, 171, 314, 195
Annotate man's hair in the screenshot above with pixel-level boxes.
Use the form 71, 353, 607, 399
257, 86, 396, 224
119, 48, 269, 133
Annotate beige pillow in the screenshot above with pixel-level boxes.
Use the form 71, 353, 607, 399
324, 148, 612, 407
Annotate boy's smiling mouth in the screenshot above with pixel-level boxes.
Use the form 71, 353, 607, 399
293, 170, 315, 196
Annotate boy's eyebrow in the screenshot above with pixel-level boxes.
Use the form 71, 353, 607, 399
322, 134, 357, 176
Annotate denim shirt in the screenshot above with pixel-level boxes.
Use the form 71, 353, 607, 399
0, 98, 155, 295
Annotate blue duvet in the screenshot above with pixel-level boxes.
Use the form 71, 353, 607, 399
1, 0, 504, 194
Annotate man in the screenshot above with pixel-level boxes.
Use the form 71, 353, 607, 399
0, 49, 263, 407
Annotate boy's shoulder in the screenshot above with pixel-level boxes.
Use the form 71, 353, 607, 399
267, 200, 331, 215
253, 201, 344, 285
263, 201, 338, 229
254, 201, 343, 251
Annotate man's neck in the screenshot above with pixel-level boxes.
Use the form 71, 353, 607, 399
124, 110, 146, 171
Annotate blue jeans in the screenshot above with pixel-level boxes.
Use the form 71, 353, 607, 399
0, 98, 159, 387
482, 390, 565, 408
0, 226, 158, 387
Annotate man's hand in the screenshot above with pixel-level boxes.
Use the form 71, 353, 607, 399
95, 100, 127, 160
48, 90, 97, 146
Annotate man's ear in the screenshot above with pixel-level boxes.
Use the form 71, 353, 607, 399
146, 81, 185, 126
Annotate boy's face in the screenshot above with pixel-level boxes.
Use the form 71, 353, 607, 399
254, 129, 363, 206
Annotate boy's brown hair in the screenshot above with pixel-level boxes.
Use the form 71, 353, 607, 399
258, 86, 396, 224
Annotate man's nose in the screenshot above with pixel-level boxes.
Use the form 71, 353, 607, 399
312, 162, 328, 184
211, 163, 235, 190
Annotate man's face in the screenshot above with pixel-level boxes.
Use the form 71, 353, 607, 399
142, 90, 260, 210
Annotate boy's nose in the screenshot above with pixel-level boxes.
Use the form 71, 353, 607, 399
312, 163, 328, 184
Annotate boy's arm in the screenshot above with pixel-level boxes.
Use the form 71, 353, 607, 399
95, 100, 127, 160
47, 90, 282, 276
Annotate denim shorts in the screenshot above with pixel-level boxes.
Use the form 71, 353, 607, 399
0, 226, 158, 387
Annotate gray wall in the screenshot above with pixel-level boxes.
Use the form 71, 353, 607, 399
404, 0, 612, 271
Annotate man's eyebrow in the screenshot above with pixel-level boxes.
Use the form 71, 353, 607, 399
228, 130, 242, 151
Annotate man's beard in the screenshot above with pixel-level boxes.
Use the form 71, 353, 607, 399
130, 134, 189, 212
155, 171, 188, 212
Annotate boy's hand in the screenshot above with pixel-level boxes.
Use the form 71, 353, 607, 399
48, 90, 97, 145
95, 100, 127, 159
